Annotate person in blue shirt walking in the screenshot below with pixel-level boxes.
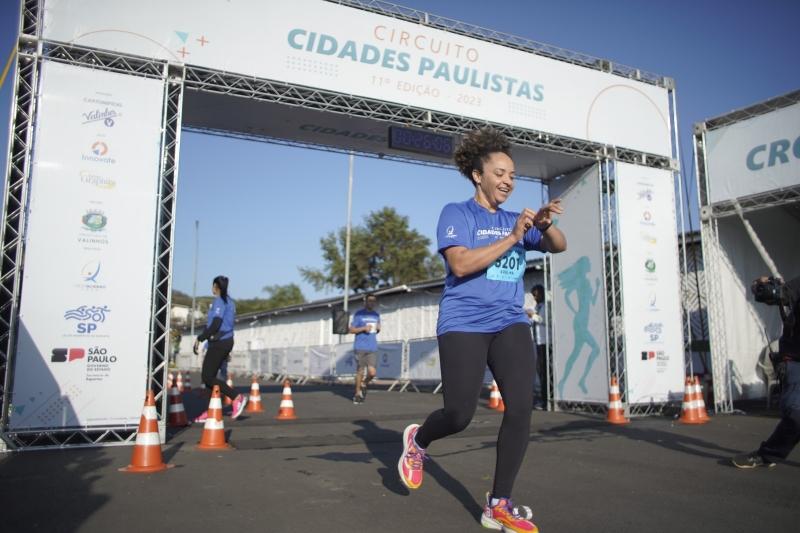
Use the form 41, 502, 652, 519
193, 275, 247, 421
397, 127, 566, 533
350, 293, 381, 404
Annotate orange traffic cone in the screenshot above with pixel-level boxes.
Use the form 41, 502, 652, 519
495, 393, 506, 413
196, 385, 232, 450
224, 376, 234, 406
679, 376, 706, 425
606, 375, 630, 424
488, 380, 501, 410
176, 371, 184, 393
167, 385, 190, 427
275, 379, 298, 420
120, 390, 174, 473
183, 373, 192, 392
246, 375, 264, 413
694, 376, 711, 422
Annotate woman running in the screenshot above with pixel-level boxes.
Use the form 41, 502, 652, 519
193, 275, 248, 421
398, 127, 566, 533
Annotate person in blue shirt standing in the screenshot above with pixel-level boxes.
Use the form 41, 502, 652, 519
193, 275, 247, 421
397, 127, 566, 533
349, 293, 381, 404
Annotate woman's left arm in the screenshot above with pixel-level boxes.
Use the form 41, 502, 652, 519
532, 200, 566, 253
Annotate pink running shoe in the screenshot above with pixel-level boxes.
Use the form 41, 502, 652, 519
231, 393, 248, 419
480, 492, 538, 533
193, 410, 209, 423
398, 424, 426, 490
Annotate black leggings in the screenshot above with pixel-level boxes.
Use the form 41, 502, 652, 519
201, 338, 236, 400
415, 323, 535, 499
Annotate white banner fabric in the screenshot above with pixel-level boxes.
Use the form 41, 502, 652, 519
10, 61, 163, 429
549, 165, 608, 403
407, 339, 441, 381
334, 343, 358, 376
308, 345, 334, 377
271, 349, 286, 376
42, 0, 672, 156
615, 163, 685, 404
284, 347, 307, 376
375, 342, 403, 380
705, 102, 800, 204
228, 352, 250, 374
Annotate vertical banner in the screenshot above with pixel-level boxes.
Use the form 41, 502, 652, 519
549, 165, 608, 403
10, 61, 164, 429
616, 163, 684, 404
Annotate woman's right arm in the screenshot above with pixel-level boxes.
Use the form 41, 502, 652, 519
443, 208, 535, 278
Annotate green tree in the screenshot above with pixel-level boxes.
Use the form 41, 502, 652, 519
261, 283, 305, 310
300, 207, 444, 293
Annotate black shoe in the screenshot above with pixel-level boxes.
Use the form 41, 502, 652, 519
731, 452, 776, 469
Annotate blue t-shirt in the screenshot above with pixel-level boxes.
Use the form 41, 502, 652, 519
352, 308, 380, 352
436, 198, 543, 335
207, 296, 235, 341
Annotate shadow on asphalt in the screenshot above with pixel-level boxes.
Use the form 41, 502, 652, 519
540, 417, 741, 460
0, 448, 111, 532
310, 419, 483, 523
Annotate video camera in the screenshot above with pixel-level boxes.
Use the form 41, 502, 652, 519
752, 277, 786, 306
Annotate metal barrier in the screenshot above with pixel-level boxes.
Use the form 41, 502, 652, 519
173, 338, 487, 393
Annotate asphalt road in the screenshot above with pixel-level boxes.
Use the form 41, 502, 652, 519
1, 377, 797, 533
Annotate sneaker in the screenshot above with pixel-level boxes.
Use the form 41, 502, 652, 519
352, 394, 363, 404
398, 424, 426, 490
731, 452, 776, 469
193, 410, 209, 423
481, 492, 538, 533
231, 394, 248, 419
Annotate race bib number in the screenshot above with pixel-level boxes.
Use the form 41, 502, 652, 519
487, 245, 525, 282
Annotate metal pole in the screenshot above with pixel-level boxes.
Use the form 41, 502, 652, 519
343, 153, 354, 314
670, 87, 694, 378
191, 219, 199, 336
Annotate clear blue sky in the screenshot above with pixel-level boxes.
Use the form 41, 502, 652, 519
1, 1, 798, 302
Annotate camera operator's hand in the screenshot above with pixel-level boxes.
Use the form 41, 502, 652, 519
774, 359, 788, 382
751, 276, 770, 296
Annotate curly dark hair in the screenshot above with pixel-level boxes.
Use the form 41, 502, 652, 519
454, 127, 512, 184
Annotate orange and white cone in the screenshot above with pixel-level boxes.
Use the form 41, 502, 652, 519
495, 392, 506, 413
224, 376, 234, 406
167, 385, 190, 427
120, 390, 174, 473
694, 376, 711, 422
196, 385, 232, 450
246, 375, 264, 413
679, 376, 707, 425
275, 379, 298, 420
183, 373, 192, 392
176, 371, 184, 393
488, 380, 501, 410
606, 375, 629, 424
